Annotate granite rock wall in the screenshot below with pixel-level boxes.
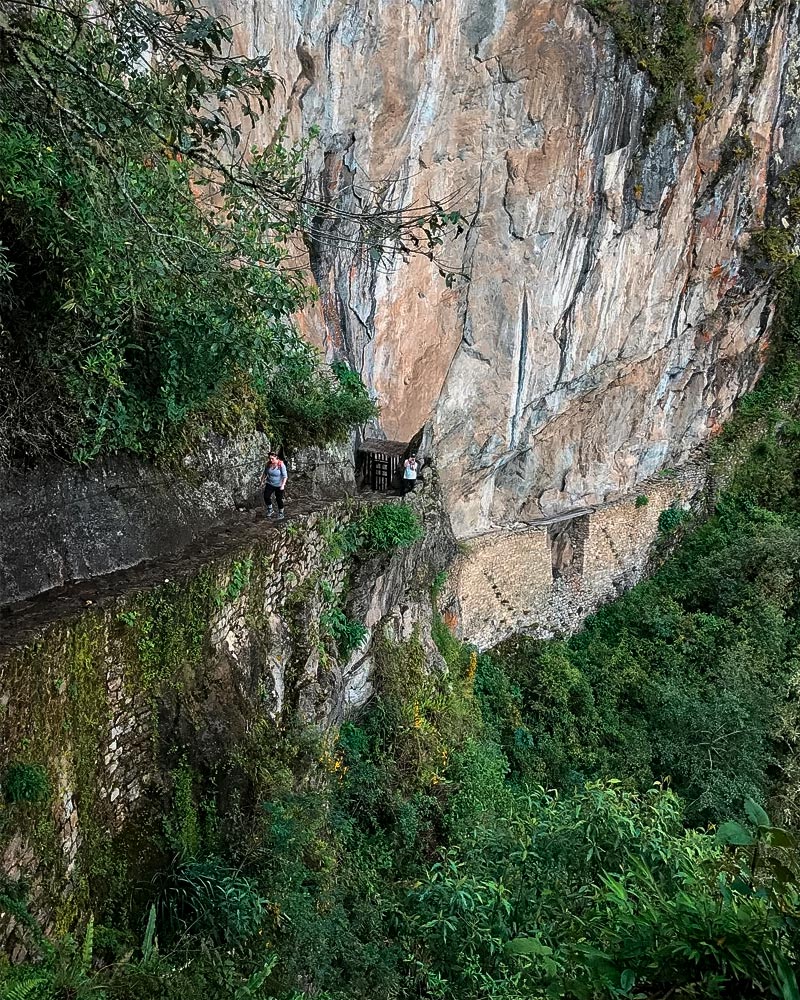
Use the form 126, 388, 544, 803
214, 0, 799, 537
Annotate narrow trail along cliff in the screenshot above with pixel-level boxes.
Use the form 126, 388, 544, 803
0, 489, 358, 656
2, 0, 800, 991
1, 0, 797, 644
0, 454, 705, 657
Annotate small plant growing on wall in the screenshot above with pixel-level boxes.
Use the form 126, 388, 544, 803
215, 557, 253, 608
3, 763, 50, 804
326, 503, 423, 560
357, 504, 423, 553
320, 605, 368, 659
658, 507, 690, 535
635, 495, 650, 507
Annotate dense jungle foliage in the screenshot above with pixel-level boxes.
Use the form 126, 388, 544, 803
0, 0, 416, 465
2, 1, 800, 998
3, 284, 800, 997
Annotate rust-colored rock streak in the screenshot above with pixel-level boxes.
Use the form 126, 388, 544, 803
214, 0, 799, 537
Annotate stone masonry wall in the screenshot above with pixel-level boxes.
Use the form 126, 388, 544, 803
452, 462, 709, 649
0, 485, 452, 958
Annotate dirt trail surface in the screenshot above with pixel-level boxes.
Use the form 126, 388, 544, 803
0, 489, 353, 657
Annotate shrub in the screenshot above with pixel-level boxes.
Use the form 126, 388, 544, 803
325, 504, 423, 561
3, 763, 50, 804
321, 606, 368, 659
356, 504, 423, 553
405, 782, 800, 1000
261, 355, 378, 450
151, 857, 268, 949
658, 506, 690, 534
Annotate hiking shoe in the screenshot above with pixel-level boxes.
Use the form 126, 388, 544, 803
266, 506, 274, 518
278, 511, 285, 520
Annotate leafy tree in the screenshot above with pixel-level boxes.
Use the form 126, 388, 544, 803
0, 0, 463, 464
406, 782, 800, 1000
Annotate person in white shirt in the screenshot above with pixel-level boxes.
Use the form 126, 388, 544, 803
402, 453, 419, 496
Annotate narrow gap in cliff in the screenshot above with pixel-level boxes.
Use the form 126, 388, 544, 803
510, 291, 529, 449
548, 515, 589, 581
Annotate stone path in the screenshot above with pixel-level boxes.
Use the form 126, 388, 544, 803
0, 489, 365, 657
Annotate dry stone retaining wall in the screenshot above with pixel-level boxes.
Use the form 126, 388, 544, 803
0, 487, 451, 957
453, 463, 708, 648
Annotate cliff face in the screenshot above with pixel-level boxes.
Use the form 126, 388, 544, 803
217, 0, 798, 537
0, 489, 453, 955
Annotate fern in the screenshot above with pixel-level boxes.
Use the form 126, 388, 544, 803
80, 916, 94, 977
0, 971, 53, 1000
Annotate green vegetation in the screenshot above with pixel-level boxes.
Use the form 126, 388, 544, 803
581, 0, 703, 134
326, 503, 424, 560
2, 55, 800, 991
3, 616, 800, 998
354, 503, 425, 553
2, 764, 50, 805
485, 502, 800, 824
4, 338, 800, 995
313, 504, 424, 658
0, 1, 465, 466
216, 558, 254, 608
3, 247, 800, 1000
320, 604, 368, 659
656, 504, 690, 534
4, 392, 800, 995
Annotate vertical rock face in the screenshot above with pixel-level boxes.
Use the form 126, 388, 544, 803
216, 0, 798, 538
0, 489, 455, 955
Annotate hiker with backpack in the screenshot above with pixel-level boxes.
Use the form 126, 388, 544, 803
260, 451, 288, 519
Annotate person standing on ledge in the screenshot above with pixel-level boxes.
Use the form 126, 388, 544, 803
260, 451, 288, 519
402, 453, 419, 497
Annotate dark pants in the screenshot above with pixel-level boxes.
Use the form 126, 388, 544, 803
402, 478, 416, 496
264, 484, 285, 511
